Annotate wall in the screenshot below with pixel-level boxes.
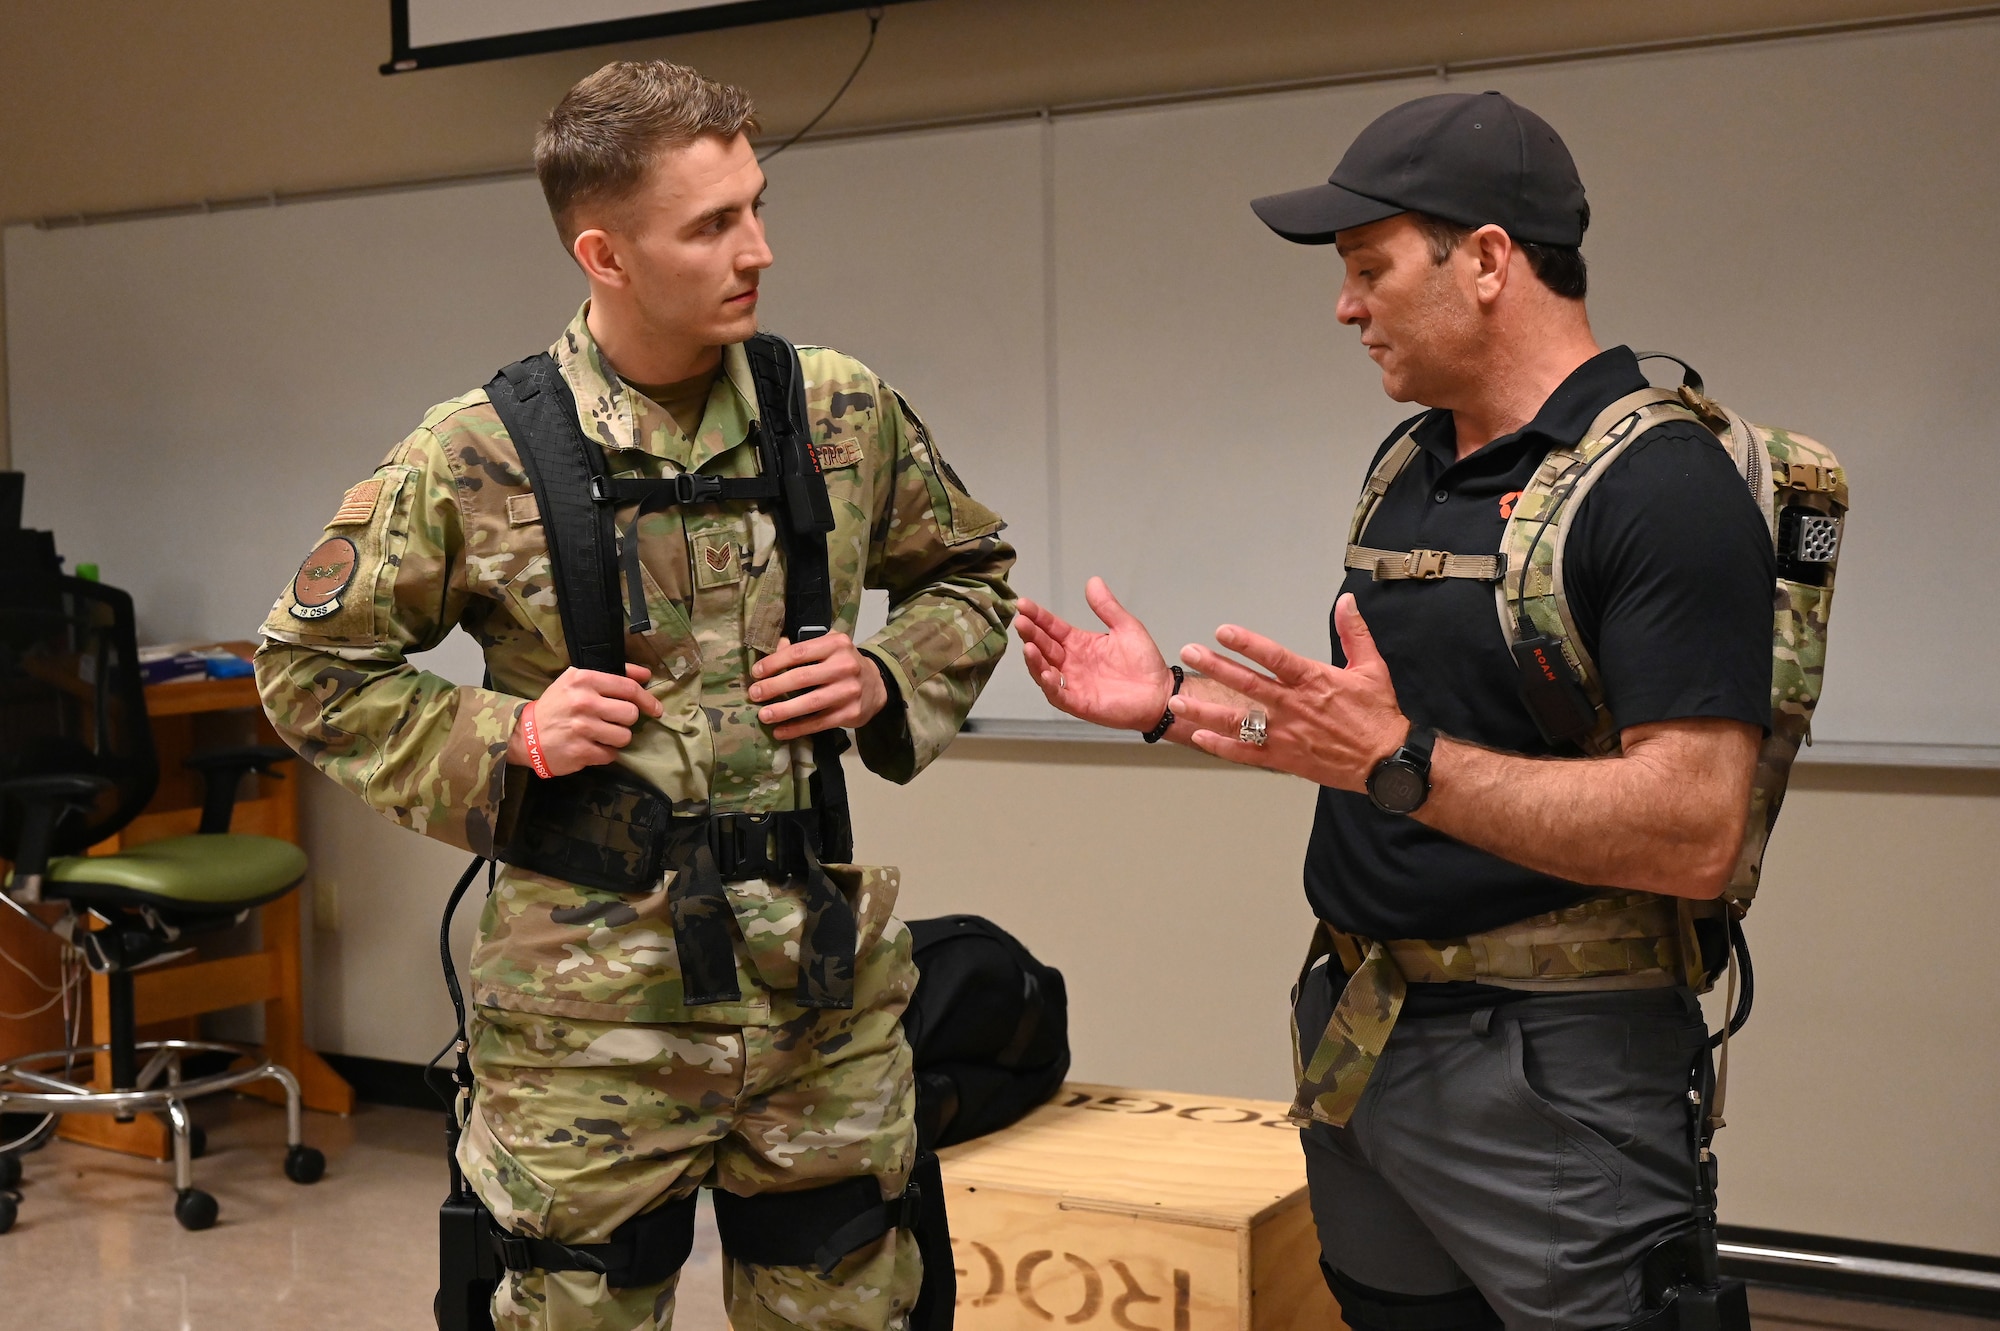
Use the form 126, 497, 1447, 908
0, 0, 1976, 464
297, 732, 2000, 1252
4, 0, 1995, 1255
845, 750, 2000, 1253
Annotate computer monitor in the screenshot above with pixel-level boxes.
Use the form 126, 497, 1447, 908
0, 472, 63, 580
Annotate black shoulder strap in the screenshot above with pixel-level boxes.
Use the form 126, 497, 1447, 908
742, 333, 853, 862
488, 339, 855, 860
742, 332, 837, 641
484, 356, 625, 676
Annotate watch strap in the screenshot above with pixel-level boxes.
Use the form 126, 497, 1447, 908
1400, 722, 1436, 770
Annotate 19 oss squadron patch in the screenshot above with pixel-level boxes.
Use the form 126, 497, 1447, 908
289, 536, 359, 621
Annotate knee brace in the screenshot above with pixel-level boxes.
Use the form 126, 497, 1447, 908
484, 1191, 699, 1291
714, 1151, 955, 1331
440, 1191, 701, 1331
1320, 1263, 1502, 1331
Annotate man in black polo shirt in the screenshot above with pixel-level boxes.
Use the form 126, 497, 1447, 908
1014, 92, 1773, 1330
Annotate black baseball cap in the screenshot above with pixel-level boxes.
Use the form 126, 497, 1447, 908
1251, 91, 1587, 247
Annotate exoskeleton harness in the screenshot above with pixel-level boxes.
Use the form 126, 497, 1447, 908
1309, 354, 1845, 1331
1343, 353, 1846, 914
434, 334, 952, 1331
487, 335, 858, 1010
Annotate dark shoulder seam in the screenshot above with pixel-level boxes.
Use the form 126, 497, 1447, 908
1571, 416, 1749, 534
1366, 409, 1435, 467
1623, 417, 1725, 451
416, 416, 478, 544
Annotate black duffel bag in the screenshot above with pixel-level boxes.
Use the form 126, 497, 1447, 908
904, 915, 1070, 1151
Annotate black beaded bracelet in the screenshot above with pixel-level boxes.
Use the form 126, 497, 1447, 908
1142, 666, 1184, 744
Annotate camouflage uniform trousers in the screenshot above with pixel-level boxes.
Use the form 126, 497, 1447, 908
458, 927, 921, 1331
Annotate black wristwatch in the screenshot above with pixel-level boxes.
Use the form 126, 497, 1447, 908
1366, 723, 1436, 815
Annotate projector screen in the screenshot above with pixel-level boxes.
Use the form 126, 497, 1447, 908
386, 0, 915, 72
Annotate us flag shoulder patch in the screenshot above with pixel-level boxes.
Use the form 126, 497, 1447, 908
329, 478, 383, 526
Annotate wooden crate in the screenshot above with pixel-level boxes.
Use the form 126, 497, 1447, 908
939, 1083, 1343, 1331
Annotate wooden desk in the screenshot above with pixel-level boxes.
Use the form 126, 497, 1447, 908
40, 644, 354, 1160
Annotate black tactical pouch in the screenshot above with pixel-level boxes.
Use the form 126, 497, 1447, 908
1511, 629, 1599, 746
436, 1188, 500, 1331
495, 766, 676, 895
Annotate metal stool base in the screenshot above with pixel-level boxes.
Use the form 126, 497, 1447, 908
0, 1038, 312, 1215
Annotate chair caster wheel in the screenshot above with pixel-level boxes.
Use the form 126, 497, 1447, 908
0, 1153, 19, 1190
0, 1191, 17, 1234
174, 1187, 218, 1231
283, 1144, 325, 1184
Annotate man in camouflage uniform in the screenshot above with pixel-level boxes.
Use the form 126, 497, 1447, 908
257, 61, 1014, 1331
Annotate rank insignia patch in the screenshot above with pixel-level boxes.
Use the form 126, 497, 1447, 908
329, 478, 383, 526
290, 536, 359, 620
694, 539, 742, 590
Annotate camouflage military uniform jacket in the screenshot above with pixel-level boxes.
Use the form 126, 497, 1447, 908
257, 304, 1016, 1025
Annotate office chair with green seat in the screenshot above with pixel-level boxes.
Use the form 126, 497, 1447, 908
0, 561, 326, 1234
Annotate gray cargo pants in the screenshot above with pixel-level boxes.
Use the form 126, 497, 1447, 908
1299, 977, 1709, 1331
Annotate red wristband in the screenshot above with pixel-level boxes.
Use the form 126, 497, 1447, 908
521, 701, 553, 780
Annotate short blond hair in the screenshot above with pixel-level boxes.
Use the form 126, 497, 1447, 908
535, 60, 760, 247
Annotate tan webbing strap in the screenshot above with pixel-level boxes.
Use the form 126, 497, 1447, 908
1540, 396, 1702, 705
1711, 937, 1736, 1134
1346, 432, 1422, 547
1344, 546, 1509, 582
1289, 931, 1404, 1130
1290, 890, 1690, 1128
1491, 390, 1703, 758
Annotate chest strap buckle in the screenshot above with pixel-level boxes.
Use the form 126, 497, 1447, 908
706, 811, 789, 882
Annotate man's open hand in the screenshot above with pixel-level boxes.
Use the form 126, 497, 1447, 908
749, 633, 888, 741
1170, 594, 1408, 789
1016, 577, 1176, 732
511, 664, 664, 776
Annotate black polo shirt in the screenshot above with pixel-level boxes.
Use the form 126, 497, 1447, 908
1303, 346, 1775, 945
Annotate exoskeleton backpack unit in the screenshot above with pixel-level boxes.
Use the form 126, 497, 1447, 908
1345, 353, 1847, 968
1500, 355, 1845, 906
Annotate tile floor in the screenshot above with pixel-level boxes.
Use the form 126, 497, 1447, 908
0, 1098, 1985, 1331
0, 1098, 726, 1331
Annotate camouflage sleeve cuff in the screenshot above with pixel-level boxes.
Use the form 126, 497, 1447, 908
432, 686, 528, 856
857, 646, 918, 784
256, 639, 525, 858
857, 622, 1007, 783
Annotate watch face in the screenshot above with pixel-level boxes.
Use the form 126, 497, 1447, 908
1369, 761, 1427, 814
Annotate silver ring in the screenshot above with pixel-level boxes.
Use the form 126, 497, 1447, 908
1058, 673, 1067, 690
1239, 708, 1268, 747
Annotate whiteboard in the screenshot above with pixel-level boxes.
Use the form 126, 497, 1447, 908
9, 16, 2000, 743
1049, 19, 2000, 749
3, 119, 1055, 717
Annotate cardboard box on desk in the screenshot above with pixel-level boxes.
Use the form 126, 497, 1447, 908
940, 1083, 1343, 1331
